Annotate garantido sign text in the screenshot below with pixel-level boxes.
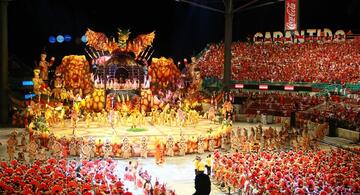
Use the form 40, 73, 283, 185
253, 28, 346, 44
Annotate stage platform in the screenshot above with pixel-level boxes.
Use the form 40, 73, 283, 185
49, 118, 222, 140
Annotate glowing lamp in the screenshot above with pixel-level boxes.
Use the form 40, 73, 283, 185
56, 35, 64, 43
64, 34, 72, 42
24, 94, 36, 100
22, 81, 34, 86
81, 35, 88, 43
48, 36, 56, 44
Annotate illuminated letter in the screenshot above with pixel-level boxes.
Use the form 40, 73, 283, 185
294, 30, 305, 43
306, 29, 316, 42
264, 32, 272, 44
334, 30, 346, 42
323, 28, 333, 42
253, 32, 264, 44
273, 31, 284, 43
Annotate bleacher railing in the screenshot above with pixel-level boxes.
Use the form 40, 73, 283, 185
202, 77, 360, 91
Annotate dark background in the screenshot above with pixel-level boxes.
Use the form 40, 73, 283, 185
8, 0, 360, 72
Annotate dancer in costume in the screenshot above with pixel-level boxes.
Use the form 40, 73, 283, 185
155, 141, 165, 165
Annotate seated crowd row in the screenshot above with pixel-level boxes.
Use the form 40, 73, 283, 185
0, 157, 174, 194
195, 40, 360, 84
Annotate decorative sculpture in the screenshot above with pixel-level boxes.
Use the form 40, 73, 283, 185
48, 133, 56, 151
52, 71, 64, 99
178, 135, 187, 156
208, 136, 215, 152
7, 137, 16, 160
88, 137, 96, 158
80, 142, 91, 161
38, 51, 55, 82
51, 141, 63, 160
76, 137, 84, 156
140, 136, 148, 158
17, 151, 25, 162
38, 148, 47, 161
122, 137, 132, 159
166, 136, 174, 157
103, 139, 113, 159
69, 137, 77, 156
20, 132, 27, 146
27, 139, 39, 162
85, 28, 155, 58
32, 68, 50, 95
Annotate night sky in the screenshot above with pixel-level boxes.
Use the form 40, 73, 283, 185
8, 0, 360, 71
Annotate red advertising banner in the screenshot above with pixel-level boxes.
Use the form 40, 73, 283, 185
235, 84, 244, 89
285, 0, 298, 31
259, 84, 268, 90
284, 85, 294, 91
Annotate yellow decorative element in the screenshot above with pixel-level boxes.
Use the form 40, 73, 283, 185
32, 68, 51, 95
148, 57, 181, 91
56, 55, 93, 95
85, 28, 155, 58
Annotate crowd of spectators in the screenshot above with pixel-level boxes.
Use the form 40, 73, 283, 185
0, 158, 174, 194
298, 100, 360, 131
212, 148, 360, 194
237, 92, 324, 117
195, 40, 360, 84
233, 91, 360, 131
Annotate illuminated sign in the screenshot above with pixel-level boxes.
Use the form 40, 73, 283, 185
259, 84, 268, 90
284, 85, 294, 91
253, 28, 346, 44
24, 94, 36, 100
235, 84, 244, 89
22, 81, 34, 86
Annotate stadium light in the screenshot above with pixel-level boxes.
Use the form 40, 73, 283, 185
259, 84, 268, 90
22, 80, 33, 86
56, 35, 64, 43
64, 34, 72, 42
235, 84, 244, 89
24, 93, 36, 100
81, 35, 88, 43
285, 85, 294, 91
48, 36, 56, 44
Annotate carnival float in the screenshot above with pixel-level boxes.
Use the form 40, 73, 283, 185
19, 27, 234, 159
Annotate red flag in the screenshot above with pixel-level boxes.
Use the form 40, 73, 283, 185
285, 0, 298, 31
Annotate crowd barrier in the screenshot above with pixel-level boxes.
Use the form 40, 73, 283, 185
336, 128, 360, 142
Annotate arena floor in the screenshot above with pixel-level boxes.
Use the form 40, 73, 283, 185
49, 118, 222, 139
0, 122, 359, 195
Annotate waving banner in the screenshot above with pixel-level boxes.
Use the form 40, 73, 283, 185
285, 0, 298, 31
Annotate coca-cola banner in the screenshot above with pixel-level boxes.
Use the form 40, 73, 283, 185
285, 0, 298, 31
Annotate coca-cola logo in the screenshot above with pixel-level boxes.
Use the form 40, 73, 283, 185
286, 0, 297, 30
